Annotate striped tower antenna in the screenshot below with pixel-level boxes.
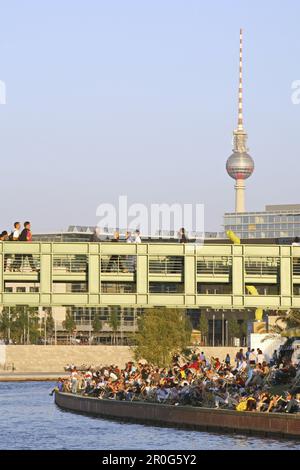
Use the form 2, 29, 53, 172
237, 28, 244, 131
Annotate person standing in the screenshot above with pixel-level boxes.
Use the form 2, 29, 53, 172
19, 221, 33, 242
199, 351, 206, 362
107, 231, 127, 272
126, 231, 135, 272
178, 227, 188, 243
1, 232, 9, 271
0, 231, 9, 241
245, 347, 251, 362
134, 230, 141, 243
125, 231, 133, 243
17, 221, 36, 271
225, 353, 231, 366
256, 348, 265, 364
9, 222, 21, 241
71, 368, 78, 394
271, 349, 279, 367
249, 348, 257, 366
235, 349, 245, 368
10, 222, 21, 271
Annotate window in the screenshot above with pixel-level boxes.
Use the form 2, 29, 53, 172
197, 283, 232, 294
149, 282, 184, 293
245, 284, 279, 295
101, 282, 136, 293
16, 287, 26, 293
29, 287, 39, 293
66, 283, 88, 293
293, 285, 300, 296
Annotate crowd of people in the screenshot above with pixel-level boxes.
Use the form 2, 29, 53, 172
90, 227, 188, 243
0, 221, 33, 243
53, 348, 300, 414
0, 221, 37, 271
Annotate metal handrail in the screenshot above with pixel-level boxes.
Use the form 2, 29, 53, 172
100, 256, 136, 273
293, 259, 300, 275
245, 257, 279, 276
149, 257, 183, 274
4, 254, 40, 273
197, 257, 232, 275
53, 255, 88, 273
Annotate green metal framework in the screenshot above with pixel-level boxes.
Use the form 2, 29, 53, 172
0, 242, 300, 310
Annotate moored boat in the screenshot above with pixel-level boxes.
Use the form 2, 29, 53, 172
55, 392, 300, 439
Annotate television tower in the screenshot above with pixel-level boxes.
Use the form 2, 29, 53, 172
226, 29, 254, 213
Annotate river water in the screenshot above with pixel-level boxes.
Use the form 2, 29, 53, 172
0, 381, 299, 450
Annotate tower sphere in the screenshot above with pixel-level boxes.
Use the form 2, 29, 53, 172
226, 151, 254, 180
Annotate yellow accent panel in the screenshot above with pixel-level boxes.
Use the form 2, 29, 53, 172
226, 230, 241, 244
255, 308, 263, 321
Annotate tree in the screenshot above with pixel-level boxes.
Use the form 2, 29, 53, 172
198, 314, 208, 345
63, 311, 76, 343
239, 320, 248, 339
41, 309, 55, 343
0, 307, 39, 344
227, 318, 240, 342
0, 308, 12, 341
109, 307, 120, 345
0, 307, 20, 343
132, 308, 192, 367
92, 312, 102, 342
12, 307, 39, 344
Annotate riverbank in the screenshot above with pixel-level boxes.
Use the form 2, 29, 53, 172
55, 392, 300, 439
0, 372, 68, 382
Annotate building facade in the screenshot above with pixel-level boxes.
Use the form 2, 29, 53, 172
224, 204, 300, 240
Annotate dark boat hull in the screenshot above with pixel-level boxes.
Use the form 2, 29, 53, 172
55, 392, 300, 439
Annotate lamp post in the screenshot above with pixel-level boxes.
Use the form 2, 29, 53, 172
8, 306, 11, 343
54, 319, 57, 345
44, 310, 47, 345
222, 312, 225, 347
226, 320, 229, 346
212, 314, 215, 347
89, 309, 92, 345
26, 306, 30, 345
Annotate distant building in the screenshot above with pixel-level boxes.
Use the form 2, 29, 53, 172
224, 204, 300, 239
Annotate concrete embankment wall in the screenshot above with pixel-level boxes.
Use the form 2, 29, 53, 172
0, 346, 240, 372
0, 345, 133, 372
55, 393, 300, 438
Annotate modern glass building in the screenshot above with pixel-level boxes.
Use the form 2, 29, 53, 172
224, 204, 300, 240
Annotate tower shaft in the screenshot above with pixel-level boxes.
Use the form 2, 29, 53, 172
238, 28, 243, 131
235, 179, 246, 213
233, 28, 248, 154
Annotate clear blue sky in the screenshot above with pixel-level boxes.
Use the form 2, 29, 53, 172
0, 0, 299, 232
